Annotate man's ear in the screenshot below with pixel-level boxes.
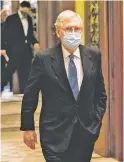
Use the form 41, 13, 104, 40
56, 29, 60, 38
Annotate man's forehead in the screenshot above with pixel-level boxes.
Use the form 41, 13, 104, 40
64, 18, 82, 27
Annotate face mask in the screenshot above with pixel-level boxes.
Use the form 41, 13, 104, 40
62, 32, 81, 49
21, 11, 28, 17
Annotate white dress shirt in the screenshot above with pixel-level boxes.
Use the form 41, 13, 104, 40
62, 45, 83, 90
18, 11, 28, 36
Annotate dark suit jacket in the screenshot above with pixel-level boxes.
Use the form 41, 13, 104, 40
1, 21, 5, 49
2, 13, 38, 61
1, 21, 6, 74
20, 44, 107, 153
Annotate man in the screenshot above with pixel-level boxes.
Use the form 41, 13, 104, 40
1, 9, 9, 77
1, 1, 40, 93
1, 9, 12, 93
20, 10, 107, 162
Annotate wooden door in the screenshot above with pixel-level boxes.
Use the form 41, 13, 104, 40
107, 1, 123, 161
83, 2, 123, 161
94, 2, 123, 161
94, 1, 109, 156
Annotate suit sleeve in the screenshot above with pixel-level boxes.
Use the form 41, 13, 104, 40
94, 52, 107, 121
1, 22, 5, 49
1, 17, 9, 50
20, 54, 43, 131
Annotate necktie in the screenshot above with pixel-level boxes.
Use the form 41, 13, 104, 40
68, 54, 79, 100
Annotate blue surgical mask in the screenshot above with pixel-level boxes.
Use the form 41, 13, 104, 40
21, 11, 29, 18
62, 32, 81, 49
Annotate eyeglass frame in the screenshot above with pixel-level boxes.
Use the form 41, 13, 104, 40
61, 26, 82, 33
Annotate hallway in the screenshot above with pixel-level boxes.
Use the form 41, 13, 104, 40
1, 1, 123, 161
1, 95, 120, 162
1, 130, 119, 162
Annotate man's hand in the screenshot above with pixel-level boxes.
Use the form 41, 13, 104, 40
34, 43, 40, 55
0, 50, 6, 56
23, 131, 37, 150
0, 50, 9, 62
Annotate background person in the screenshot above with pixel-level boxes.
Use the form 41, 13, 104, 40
1, 1, 40, 93
1, 9, 9, 76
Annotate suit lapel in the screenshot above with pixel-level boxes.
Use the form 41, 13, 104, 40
77, 45, 94, 101
51, 44, 75, 100
27, 16, 31, 37
51, 44, 94, 102
16, 13, 25, 37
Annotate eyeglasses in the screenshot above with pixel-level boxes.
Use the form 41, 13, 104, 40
62, 27, 82, 33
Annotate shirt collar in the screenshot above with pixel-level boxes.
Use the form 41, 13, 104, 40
62, 44, 80, 59
18, 11, 23, 19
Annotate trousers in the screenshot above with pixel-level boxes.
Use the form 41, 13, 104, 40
42, 122, 95, 162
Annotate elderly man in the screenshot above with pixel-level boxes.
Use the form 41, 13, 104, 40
20, 10, 107, 162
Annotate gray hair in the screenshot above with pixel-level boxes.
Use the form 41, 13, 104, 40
55, 10, 82, 29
